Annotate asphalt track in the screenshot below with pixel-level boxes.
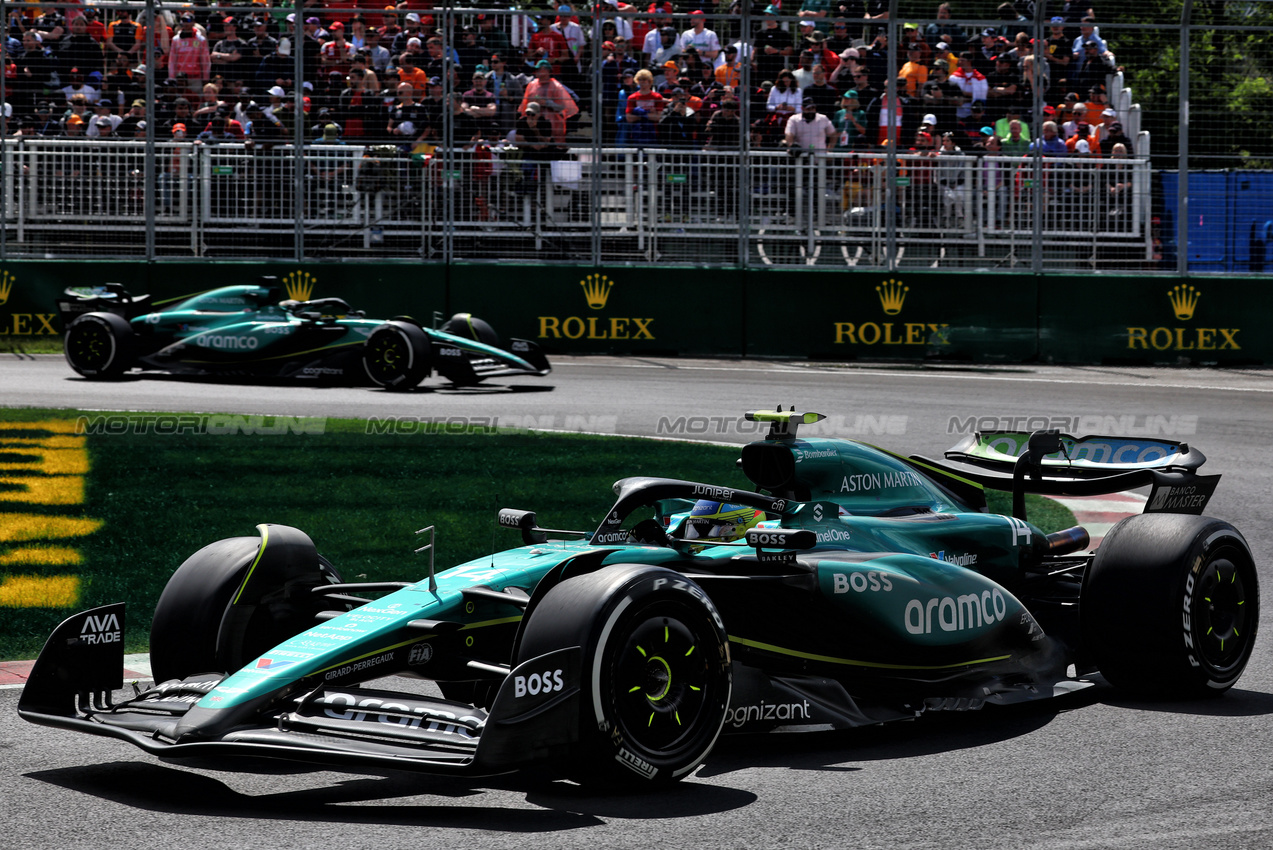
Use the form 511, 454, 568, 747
3, 354, 1273, 849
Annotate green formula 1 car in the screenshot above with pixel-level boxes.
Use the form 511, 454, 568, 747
55, 281, 550, 389
18, 410, 1259, 786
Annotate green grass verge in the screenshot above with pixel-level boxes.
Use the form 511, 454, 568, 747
0, 335, 64, 355
0, 409, 1076, 661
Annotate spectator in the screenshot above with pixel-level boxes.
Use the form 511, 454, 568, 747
994, 104, 1030, 142
754, 7, 789, 85
921, 59, 963, 138
624, 67, 664, 148
363, 29, 391, 75
658, 60, 683, 93
15, 32, 58, 112
1030, 120, 1067, 155
159, 96, 194, 136
826, 19, 854, 57
1061, 103, 1087, 138
212, 17, 249, 81
803, 64, 841, 117
951, 52, 988, 122
792, 49, 820, 90
1042, 16, 1071, 93
834, 90, 866, 150
456, 26, 488, 77
30, 103, 61, 136
477, 13, 513, 60
649, 26, 682, 71
63, 112, 86, 137
529, 13, 569, 71
703, 91, 741, 149
60, 15, 103, 78
784, 97, 837, 152
488, 54, 525, 138
715, 44, 741, 89
515, 101, 563, 162
61, 68, 100, 106
1101, 121, 1134, 157
347, 16, 369, 52
116, 99, 146, 136
767, 70, 801, 117
386, 80, 426, 146
519, 59, 578, 145
320, 22, 356, 77
105, 8, 143, 61
256, 38, 295, 94
899, 45, 927, 98
1070, 40, 1115, 99
642, 3, 677, 62
169, 15, 211, 91
336, 67, 375, 142
986, 54, 1018, 119
680, 11, 721, 64
246, 17, 279, 66
462, 70, 499, 138
660, 87, 701, 148
999, 119, 1029, 154
1070, 18, 1109, 73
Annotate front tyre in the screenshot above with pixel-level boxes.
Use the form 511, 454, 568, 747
441, 312, 501, 348
516, 565, 731, 786
64, 312, 135, 379
1082, 513, 1259, 697
363, 320, 431, 390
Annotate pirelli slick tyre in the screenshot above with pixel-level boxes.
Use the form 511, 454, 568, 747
515, 565, 731, 787
363, 321, 431, 391
150, 532, 343, 683
1082, 513, 1259, 697
441, 312, 501, 348
64, 312, 135, 379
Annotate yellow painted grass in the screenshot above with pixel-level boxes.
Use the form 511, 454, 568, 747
0, 513, 103, 543
0, 546, 83, 566
0, 445, 90, 475
0, 475, 85, 505
0, 574, 81, 608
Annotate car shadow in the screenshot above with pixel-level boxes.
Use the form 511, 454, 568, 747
1097, 686, 1273, 717
696, 686, 1100, 780
25, 760, 754, 828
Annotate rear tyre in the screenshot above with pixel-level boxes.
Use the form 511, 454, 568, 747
150, 536, 343, 682
64, 312, 135, 379
441, 312, 501, 348
1082, 513, 1259, 697
363, 320, 431, 390
516, 565, 731, 786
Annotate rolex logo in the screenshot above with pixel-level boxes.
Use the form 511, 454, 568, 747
0, 271, 13, 306
1168, 284, 1200, 321
580, 274, 614, 310
283, 270, 316, 302
876, 278, 908, 315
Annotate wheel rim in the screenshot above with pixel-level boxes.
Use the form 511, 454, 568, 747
364, 329, 411, 384
611, 609, 717, 754
1192, 555, 1252, 674
68, 320, 115, 372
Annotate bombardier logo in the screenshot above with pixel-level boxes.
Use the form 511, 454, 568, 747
79, 612, 122, 645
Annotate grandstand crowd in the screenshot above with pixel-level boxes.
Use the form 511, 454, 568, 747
0, 2, 1134, 159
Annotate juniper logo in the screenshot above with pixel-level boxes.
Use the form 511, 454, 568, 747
1168, 284, 1200, 321
0, 270, 13, 305
580, 274, 614, 310
284, 270, 316, 302
876, 278, 908, 315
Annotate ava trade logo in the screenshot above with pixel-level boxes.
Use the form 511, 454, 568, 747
833, 278, 951, 346
1126, 285, 1240, 352
0, 270, 60, 336
538, 274, 655, 341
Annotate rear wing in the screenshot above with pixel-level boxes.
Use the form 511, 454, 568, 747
911, 431, 1220, 517
56, 284, 152, 325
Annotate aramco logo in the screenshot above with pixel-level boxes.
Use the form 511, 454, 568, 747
538, 274, 654, 340
1126, 285, 1239, 351
284, 270, 316, 302
834, 279, 950, 346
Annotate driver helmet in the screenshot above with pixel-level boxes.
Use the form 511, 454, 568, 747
678, 501, 762, 543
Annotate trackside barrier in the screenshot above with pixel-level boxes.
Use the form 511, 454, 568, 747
1, 262, 1269, 365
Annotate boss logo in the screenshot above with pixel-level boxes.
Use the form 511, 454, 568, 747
437, 347, 462, 357
511, 341, 529, 352
514, 669, 565, 698
750, 532, 788, 547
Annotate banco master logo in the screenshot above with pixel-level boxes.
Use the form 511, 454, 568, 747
539, 274, 655, 341
283, 270, 316, 302
834, 279, 950, 347
1127, 284, 1239, 352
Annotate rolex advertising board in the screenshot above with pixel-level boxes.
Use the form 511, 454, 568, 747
1038, 276, 1271, 364
744, 270, 1037, 361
